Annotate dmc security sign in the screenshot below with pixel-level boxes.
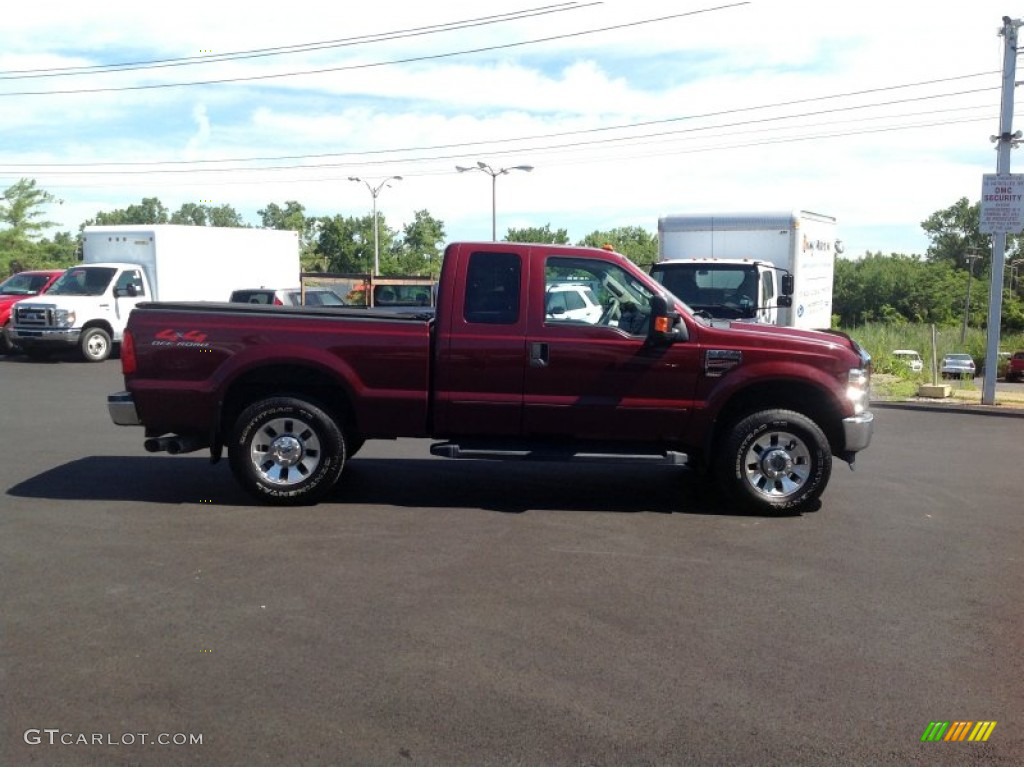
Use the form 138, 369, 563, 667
980, 174, 1024, 234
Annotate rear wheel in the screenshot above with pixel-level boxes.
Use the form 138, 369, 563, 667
228, 396, 346, 505
716, 409, 832, 514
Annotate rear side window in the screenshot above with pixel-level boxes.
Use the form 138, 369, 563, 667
464, 251, 521, 325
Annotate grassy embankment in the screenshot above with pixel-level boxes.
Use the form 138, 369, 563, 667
840, 323, 1024, 400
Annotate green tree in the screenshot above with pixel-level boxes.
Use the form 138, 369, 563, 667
578, 226, 658, 268
207, 204, 246, 228
169, 202, 246, 228
85, 197, 169, 227
170, 202, 208, 226
921, 197, 1020, 269
315, 214, 390, 273
37, 231, 79, 265
505, 223, 569, 244
388, 209, 446, 276
0, 178, 59, 240
0, 179, 63, 273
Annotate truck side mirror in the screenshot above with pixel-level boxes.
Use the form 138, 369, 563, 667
647, 295, 683, 346
777, 295, 792, 308
780, 273, 794, 296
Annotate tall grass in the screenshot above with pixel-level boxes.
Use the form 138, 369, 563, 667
839, 322, 1024, 377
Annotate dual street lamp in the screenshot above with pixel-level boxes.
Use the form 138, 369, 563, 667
348, 175, 402, 275
455, 161, 534, 240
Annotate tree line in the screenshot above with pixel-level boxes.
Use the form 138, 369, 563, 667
1, 178, 1021, 330
0, 178, 657, 279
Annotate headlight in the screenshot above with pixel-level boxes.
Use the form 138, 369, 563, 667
54, 309, 76, 327
846, 368, 870, 415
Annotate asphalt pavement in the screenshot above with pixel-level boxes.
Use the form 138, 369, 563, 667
1, 354, 1020, 766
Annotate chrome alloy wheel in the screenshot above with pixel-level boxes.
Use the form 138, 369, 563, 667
742, 429, 811, 499
250, 416, 322, 486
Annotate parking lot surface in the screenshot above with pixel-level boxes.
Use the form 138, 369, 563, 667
1, 355, 1021, 766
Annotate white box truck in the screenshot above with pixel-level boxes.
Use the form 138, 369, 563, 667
650, 210, 838, 329
12, 225, 300, 362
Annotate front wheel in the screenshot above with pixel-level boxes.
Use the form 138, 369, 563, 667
0, 322, 14, 355
716, 409, 832, 514
80, 327, 112, 362
228, 396, 347, 505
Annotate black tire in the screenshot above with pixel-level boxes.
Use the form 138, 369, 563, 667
716, 409, 832, 514
228, 396, 346, 505
80, 327, 112, 362
0, 322, 14, 355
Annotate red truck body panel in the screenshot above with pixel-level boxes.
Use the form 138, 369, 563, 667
127, 306, 432, 439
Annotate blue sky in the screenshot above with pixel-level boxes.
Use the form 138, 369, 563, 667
1, 0, 1020, 257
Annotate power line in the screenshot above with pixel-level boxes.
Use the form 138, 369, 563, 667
21, 106, 1014, 185
1, 79, 1001, 173
0, 3, 750, 97
0, 3, 595, 79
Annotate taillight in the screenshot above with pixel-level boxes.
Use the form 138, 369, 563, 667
121, 328, 136, 375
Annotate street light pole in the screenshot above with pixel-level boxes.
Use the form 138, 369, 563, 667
348, 176, 402, 275
961, 250, 982, 345
1008, 259, 1023, 291
455, 161, 533, 240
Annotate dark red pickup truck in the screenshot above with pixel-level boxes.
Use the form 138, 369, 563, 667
108, 242, 873, 513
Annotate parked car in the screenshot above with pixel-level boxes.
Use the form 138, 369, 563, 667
940, 353, 976, 379
892, 349, 924, 373
229, 288, 346, 306
0, 269, 65, 354
1006, 351, 1024, 383
545, 283, 604, 324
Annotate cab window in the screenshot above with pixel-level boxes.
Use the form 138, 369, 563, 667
464, 251, 521, 325
545, 256, 653, 335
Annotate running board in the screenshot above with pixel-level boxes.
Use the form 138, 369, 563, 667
429, 441, 688, 466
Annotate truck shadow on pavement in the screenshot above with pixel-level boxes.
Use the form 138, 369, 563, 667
7, 455, 817, 517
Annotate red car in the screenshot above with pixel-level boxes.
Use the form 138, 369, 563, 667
0, 269, 65, 354
1007, 351, 1024, 383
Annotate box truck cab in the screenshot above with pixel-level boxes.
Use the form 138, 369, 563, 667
650, 257, 794, 325
12, 225, 300, 362
651, 211, 838, 329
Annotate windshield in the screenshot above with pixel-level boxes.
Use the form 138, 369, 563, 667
650, 263, 758, 320
48, 266, 118, 296
0, 272, 56, 295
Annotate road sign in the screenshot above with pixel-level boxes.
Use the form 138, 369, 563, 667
980, 173, 1024, 234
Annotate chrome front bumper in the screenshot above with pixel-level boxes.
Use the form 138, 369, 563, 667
108, 391, 141, 426
10, 327, 81, 345
842, 410, 874, 453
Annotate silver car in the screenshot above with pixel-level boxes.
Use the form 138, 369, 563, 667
940, 353, 976, 379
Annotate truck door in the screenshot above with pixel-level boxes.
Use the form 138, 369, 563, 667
523, 254, 700, 443
112, 268, 147, 322
432, 247, 529, 437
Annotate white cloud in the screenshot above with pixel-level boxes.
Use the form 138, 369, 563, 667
0, 0, 1018, 257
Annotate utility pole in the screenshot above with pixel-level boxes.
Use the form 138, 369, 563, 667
961, 251, 982, 344
981, 16, 1022, 405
